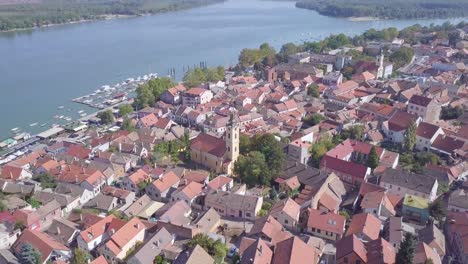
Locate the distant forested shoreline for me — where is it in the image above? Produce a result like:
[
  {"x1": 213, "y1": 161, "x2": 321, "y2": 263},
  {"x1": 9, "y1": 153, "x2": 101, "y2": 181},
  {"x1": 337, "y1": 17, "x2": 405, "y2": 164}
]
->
[
  {"x1": 0, "y1": 0, "x2": 225, "y2": 31},
  {"x1": 295, "y1": 0, "x2": 468, "y2": 19}
]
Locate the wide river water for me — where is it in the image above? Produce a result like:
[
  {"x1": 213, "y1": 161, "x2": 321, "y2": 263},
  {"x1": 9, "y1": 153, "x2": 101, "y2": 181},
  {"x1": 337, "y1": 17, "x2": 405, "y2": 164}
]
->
[{"x1": 0, "y1": 0, "x2": 465, "y2": 138}]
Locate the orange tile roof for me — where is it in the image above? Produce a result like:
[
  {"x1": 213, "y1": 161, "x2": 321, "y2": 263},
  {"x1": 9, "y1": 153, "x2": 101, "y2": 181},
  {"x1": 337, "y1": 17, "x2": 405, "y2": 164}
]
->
[
  {"x1": 346, "y1": 213, "x2": 381, "y2": 241},
  {"x1": 307, "y1": 209, "x2": 346, "y2": 235},
  {"x1": 128, "y1": 169, "x2": 151, "y2": 185},
  {"x1": 105, "y1": 218, "x2": 146, "y2": 255},
  {"x1": 152, "y1": 171, "x2": 180, "y2": 192},
  {"x1": 207, "y1": 175, "x2": 233, "y2": 190}
]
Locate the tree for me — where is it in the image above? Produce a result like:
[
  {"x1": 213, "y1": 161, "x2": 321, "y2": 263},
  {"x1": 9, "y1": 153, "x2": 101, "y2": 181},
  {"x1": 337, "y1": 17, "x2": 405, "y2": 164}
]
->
[
  {"x1": 118, "y1": 104, "x2": 133, "y2": 116},
  {"x1": 404, "y1": 121, "x2": 417, "y2": 152},
  {"x1": 367, "y1": 146, "x2": 380, "y2": 170},
  {"x1": 250, "y1": 134, "x2": 285, "y2": 177},
  {"x1": 239, "y1": 43, "x2": 276, "y2": 67},
  {"x1": 0, "y1": 200, "x2": 6, "y2": 212},
  {"x1": 307, "y1": 83, "x2": 320, "y2": 98},
  {"x1": 234, "y1": 151, "x2": 268, "y2": 187},
  {"x1": 278, "y1": 42, "x2": 302, "y2": 62},
  {"x1": 440, "y1": 106, "x2": 464, "y2": 120},
  {"x1": 33, "y1": 173, "x2": 57, "y2": 189},
  {"x1": 14, "y1": 221, "x2": 25, "y2": 231},
  {"x1": 342, "y1": 125, "x2": 364, "y2": 140},
  {"x1": 27, "y1": 197, "x2": 41, "y2": 209},
  {"x1": 71, "y1": 248, "x2": 90, "y2": 264},
  {"x1": 396, "y1": 233, "x2": 416, "y2": 264},
  {"x1": 154, "y1": 255, "x2": 169, "y2": 264},
  {"x1": 310, "y1": 135, "x2": 335, "y2": 167},
  {"x1": 134, "y1": 84, "x2": 156, "y2": 109},
  {"x1": 429, "y1": 199, "x2": 446, "y2": 222},
  {"x1": 188, "y1": 234, "x2": 228, "y2": 263},
  {"x1": 389, "y1": 47, "x2": 414, "y2": 69},
  {"x1": 97, "y1": 110, "x2": 114, "y2": 125},
  {"x1": 18, "y1": 243, "x2": 41, "y2": 264},
  {"x1": 183, "y1": 67, "x2": 224, "y2": 87},
  {"x1": 121, "y1": 117, "x2": 136, "y2": 132},
  {"x1": 303, "y1": 114, "x2": 323, "y2": 126},
  {"x1": 239, "y1": 134, "x2": 251, "y2": 155}
]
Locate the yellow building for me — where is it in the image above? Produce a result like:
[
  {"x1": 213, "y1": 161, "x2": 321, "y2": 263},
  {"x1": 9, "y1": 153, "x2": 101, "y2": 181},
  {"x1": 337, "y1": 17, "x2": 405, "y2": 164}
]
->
[{"x1": 190, "y1": 115, "x2": 239, "y2": 175}]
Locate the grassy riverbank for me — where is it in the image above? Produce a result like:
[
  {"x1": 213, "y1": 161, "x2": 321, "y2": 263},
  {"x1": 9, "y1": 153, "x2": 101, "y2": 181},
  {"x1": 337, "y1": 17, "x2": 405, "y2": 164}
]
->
[
  {"x1": 0, "y1": 0, "x2": 226, "y2": 32},
  {"x1": 295, "y1": 0, "x2": 468, "y2": 20}
]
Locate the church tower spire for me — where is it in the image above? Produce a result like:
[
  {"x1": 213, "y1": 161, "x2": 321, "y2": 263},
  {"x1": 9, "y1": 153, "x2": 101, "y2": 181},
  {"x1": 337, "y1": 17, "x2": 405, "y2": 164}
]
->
[{"x1": 225, "y1": 114, "x2": 240, "y2": 171}]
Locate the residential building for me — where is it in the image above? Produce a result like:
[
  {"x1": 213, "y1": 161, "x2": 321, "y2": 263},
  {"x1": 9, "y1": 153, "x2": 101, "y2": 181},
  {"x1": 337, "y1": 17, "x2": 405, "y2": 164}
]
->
[
  {"x1": 204, "y1": 190, "x2": 262, "y2": 221},
  {"x1": 269, "y1": 198, "x2": 300, "y2": 231},
  {"x1": 305, "y1": 209, "x2": 346, "y2": 241},
  {"x1": 182, "y1": 88, "x2": 213, "y2": 107},
  {"x1": 408, "y1": 95, "x2": 441, "y2": 122},
  {"x1": 145, "y1": 171, "x2": 180, "y2": 202},
  {"x1": 12, "y1": 229, "x2": 71, "y2": 264},
  {"x1": 346, "y1": 213, "x2": 381, "y2": 242},
  {"x1": 379, "y1": 168, "x2": 438, "y2": 202},
  {"x1": 415, "y1": 122, "x2": 445, "y2": 151},
  {"x1": 98, "y1": 218, "x2": 146, "y2": 264}
]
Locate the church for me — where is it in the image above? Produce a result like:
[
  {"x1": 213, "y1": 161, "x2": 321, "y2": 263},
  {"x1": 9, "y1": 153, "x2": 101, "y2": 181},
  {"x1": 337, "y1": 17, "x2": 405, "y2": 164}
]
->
[{"x1": 190, "y1": 115, "x2": 239, "y2": 175}]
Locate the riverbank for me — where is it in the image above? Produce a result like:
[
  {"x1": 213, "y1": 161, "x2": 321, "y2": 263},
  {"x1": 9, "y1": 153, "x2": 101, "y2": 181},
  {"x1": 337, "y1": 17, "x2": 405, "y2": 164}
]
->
[
  {"x1": 0, "y1": 14, "x2": 135, "y2": 33},
  {"x1": 347, "y1": 17, "x2": 381, "y2": 22},
  {"x1": 0, "y1": 0, "x2": 226, "y2": 32}
]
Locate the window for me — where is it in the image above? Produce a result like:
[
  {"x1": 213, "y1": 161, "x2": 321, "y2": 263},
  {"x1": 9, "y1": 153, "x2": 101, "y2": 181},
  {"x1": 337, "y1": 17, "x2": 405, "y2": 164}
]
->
[
  {"x1": 389, "y1": 185, "x2": 392, "y2": 189},
  {"x1": 284, "y1": 220, "x2": 289, "y2": 224}
]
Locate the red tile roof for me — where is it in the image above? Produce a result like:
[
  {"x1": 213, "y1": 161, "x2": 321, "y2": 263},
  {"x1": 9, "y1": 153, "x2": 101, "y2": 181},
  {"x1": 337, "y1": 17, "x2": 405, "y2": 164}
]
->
[
  {"x1": 307, "y1": 209, "x2": 346, "y2": 235},
  {"x1": 431, "y1": 135, "x2": 465, "y2": 154},
  {"x1": 207, "y1": 175, "x2": 233, "y2": 190},
  {"x1": 346, "y1": 213, "x2": 381, "y2": 241},
  {"x1": 13, "y1": 229, "x2": 69, "y2": 263},
  {"x1": 320, "y1": 155, "x2": 369, "y2": 181},
  {"x1": 0, "y1": 165, "x2": 25, "y2": 181},
  {"x1": 105, "y1": 218, "x2": 146, "y2": 256},
  {"x1": 336, "y1": 234, "x2": 367, "y2": 262},
  {"x1": 66, "y1": 144, "x2": 92, "y2": 159},
  {"x1": 388, "y1": 111, "x2": 418, "y2": 132},
  {"x1": 416, "y1": 122, "x2": 440, "y2": 139},
  {"x1": 152, "y1": 171, "x2": 180, "y2": 193},
  {"x1": 272, "y1": 236, "x2": 320, "y2": 264},
  {"x1": 409, "y1": 95, "x2": 432, "y2": 107},
  {"x1": 190, "y1": 133, "x2": 226, "y2": 158}
]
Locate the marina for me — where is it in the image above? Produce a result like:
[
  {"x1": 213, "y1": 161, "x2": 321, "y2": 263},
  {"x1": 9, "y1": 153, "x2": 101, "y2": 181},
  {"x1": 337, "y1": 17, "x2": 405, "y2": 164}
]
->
[
  {"x1": 72, "y1": 73, "x2": 157, "y2": 109},
  {"x1": 1, "y1": 73, "x2": 157, "y2": 158}
]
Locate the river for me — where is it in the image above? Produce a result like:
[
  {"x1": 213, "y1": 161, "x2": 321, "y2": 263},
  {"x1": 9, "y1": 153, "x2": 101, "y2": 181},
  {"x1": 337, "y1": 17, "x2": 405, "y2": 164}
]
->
[{"x1": 0, "y1": 0, "x2": 465, "y2": 138}]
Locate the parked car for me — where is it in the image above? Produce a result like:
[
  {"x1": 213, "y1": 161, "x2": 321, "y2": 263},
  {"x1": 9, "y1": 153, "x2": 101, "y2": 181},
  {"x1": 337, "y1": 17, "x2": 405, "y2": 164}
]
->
[{"x1": 227, "y1": 246, "x2": 237, "y2": 258}]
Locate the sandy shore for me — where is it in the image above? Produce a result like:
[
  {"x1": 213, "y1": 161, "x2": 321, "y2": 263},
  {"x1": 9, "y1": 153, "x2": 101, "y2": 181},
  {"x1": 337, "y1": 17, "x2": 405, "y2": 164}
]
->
[{"x1": 347, "y1": 16, "x2": 381, "y2": 22}]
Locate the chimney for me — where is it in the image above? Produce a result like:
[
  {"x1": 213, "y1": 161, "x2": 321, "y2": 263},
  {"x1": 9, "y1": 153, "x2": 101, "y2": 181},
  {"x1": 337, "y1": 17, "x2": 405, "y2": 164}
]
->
[
  {"x1": 258, "y1": 245, "x2": 263, "y2": 255},
  {"x1": 57, "y1": 226, "x2": 61, "y2": 235},
  {"x1": 119, "y1": 143, "x2": 122, "y2": 152}
]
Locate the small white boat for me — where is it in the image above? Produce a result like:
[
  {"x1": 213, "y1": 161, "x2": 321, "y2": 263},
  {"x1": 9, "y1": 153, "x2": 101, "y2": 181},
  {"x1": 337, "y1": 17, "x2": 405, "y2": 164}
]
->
[
  {"x1": 59, "y1": 115, "x2": 64, "y2": 119},
  {"x1": 29, "y1": 123, "x2": 38, "y2": 127},
  {"x1": 40, "y1": 123, "x2": 47, "y2": 127},
  {"x1": 80, "y1": 113, "x2": 87, "y2": 117},
  {"x1": 11, "y1": 127, "x2": 19, "y2": 132},
  {"x1": 78, "y1": 110, "x2": 84, "y2": 114},
  {"x1": 58, "y1": 106, "x2": 64, "y2": 109}
]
